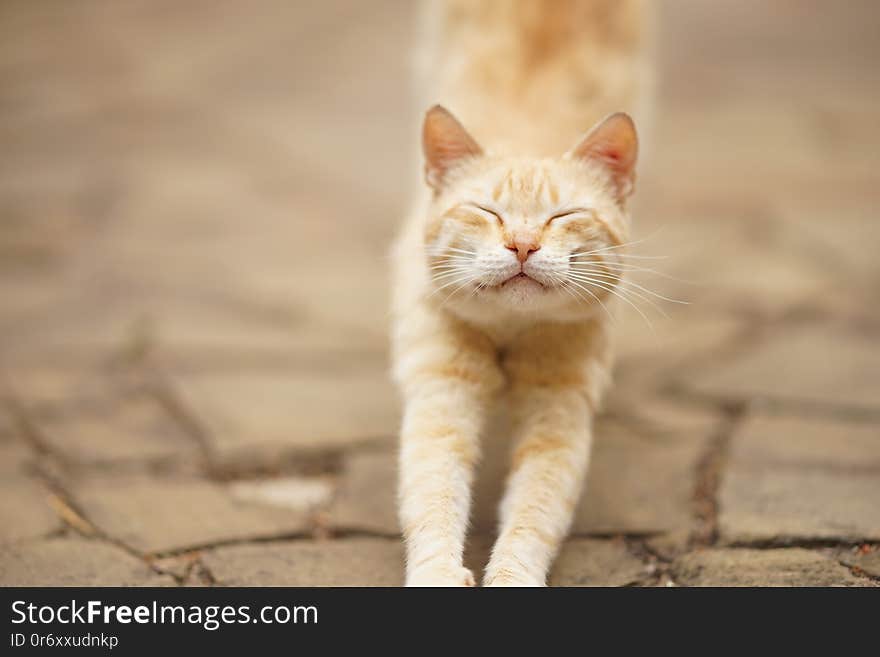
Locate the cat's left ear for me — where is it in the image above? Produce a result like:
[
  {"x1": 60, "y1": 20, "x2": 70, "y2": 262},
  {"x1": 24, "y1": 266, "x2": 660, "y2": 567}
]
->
[
  {"x1": 423, "y1": 105, "x2": 483, "y2": 191},
  {"x1": 568, "y1": 112, "x2": 638, "y2": 200}
]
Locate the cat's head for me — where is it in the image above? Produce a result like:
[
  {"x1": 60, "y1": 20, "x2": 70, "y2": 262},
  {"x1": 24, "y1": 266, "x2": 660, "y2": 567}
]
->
[{"x1": 421, "y1": 105, "x2": 638, "y2": 321}]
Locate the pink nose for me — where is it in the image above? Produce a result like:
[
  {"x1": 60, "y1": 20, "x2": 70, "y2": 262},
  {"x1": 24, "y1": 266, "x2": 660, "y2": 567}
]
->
[{"x1": 506, "y1": 238, "x2": 541, "y2": 263}]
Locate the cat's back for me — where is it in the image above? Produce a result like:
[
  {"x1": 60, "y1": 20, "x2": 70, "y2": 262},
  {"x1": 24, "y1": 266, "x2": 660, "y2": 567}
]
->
[{"x1": 417, "y1": 0, "x2": 650, "y2": 156}]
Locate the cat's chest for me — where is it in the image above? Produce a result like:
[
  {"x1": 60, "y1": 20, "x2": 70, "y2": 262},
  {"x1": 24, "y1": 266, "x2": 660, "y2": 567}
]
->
[{"x1": 479, "y1": 318, "x2": 533, "y2": 348}]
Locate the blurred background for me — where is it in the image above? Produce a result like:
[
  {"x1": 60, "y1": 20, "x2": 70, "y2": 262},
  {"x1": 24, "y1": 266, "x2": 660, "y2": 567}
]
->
[{"x1": 1, "y1": 1, "x2": 878, "y2": 586}]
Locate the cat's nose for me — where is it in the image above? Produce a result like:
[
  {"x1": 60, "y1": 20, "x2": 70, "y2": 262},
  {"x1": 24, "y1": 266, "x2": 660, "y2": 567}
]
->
[{"x1": 506, "y1": 238, "x2": 541, "y2": 263}]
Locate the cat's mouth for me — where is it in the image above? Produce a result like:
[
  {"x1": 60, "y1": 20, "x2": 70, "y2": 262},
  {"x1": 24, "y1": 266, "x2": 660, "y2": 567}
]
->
[{"x1": 499, "y1": 272, "x2": 544, "y2": 287}]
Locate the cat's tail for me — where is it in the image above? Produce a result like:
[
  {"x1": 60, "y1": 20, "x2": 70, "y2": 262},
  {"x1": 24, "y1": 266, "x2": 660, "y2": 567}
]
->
[
  {"x1": 417, "y1": 0, "x2": 648, "y2": 78},
  {"x1": 414, "y1": 0, "x2": 653, "y2": 155}
]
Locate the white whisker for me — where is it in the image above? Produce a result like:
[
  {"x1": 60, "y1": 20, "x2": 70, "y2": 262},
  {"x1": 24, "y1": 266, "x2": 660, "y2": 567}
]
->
[
  {"x1": 568, "y1": 273, "x2": 668, "y2": 320},
  {"x1": 570, "y1": 259, "x2": 698, "y2": 285},
  {"x1": 429, "y1": 256, "x2": 473, "y2": 266},
  {"x1": 567, "y1": 230, "x2": 664, "y2": 258},
  {"x1": 431, "y1": 270, "x2": 470, "y2": 283},
  {"x1": 570, "y1": 268, "x2": 689, "y2": 304},
  {"x1": 565, "y1": 274, "x2": 656, "y2": 328},
  {"x1": 555, "y1": 276, "x2": 617, "y2": 326},
  {"x1": 426, "y1": 271, "x2": 480, "y2": 299},
  {"x1": 439, "y1": 274, "x2": 482, "y2": 307},
  {"x1": 609, "y1": 253, "x2": 668, "y2": 260},
  {"x1": 554, "y1": 278, "x2": 583, "y2": 307},
  {"x1": 429, "y1": 263, "x2": 471, "y2": 273}
]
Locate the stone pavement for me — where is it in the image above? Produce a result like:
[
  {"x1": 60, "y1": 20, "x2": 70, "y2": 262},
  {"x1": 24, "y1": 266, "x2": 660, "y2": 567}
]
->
[{"x1": 1, "y1": 0, "x2": 878, "y2": 586}]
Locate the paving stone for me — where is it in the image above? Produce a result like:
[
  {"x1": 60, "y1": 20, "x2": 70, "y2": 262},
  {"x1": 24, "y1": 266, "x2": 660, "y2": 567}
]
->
[
  {"x1": 0, "y1": 476, "x2": 60, "y2": 544},
  {"x1": 2, "y1": 368, "x2": 116, "y2": 417},
  {"x1": 719, "y1": 415, "x2": 880, "y2": 543},
  {"x1": 671, "y1": 548, "x2": 870, "y2": 587},
  {"x1": 838, "y1": 549, "x2": 880, "y2": 579},
  {"x1": 172, "y1": 368, "x2": 399, "y2": 465},
  {"x1": 574, "y1": 399, "x2": 719, "y2": 538},
  {"x1": 549, "y1": 539, "x2": 649, "y2": 586},
  {"x1": 5, "y1": 368, "x2": 200, "y2": 467},
  {"x1": 571, "y1": 415, "x2": 712, "y2": 536},
  {"x1": 202, "y1": 538, "x2": 404, "y2": 586},
  {"x1": 614, "y1": 309, "x2": 744, "y2": 388},
  {"x1": 127, "y1": 297, "x2": 374, "y2": 364},
  {"x1": 229, "y1": 251, "x2": 391, "y2": 356},
  {"x1": 39, "y1": 286, "x2": 390, "y2": 373},
  {"x1": 644, "y1": 530, "x2": 692, "y2": 561},
  {"x1": 603, "y1": 393, "x2": 722, "y2": 436},
  {"x1": 630, "y1": 183, "x2": 834, "y2": 314},
  {"x1": 148, "y1": 553, "x2": 202, "y2": 581},
  {"x1": 71, "y1": 475, "x2": 313, "y2": 554},
  {"x1": 774, "y1": 196, "x2": 880, "y2": 291},
  {"x1": 0, "y1": 440, "x2": 34, "y2": 476},
  {"x1": 0, "y1": 406, "x2": 15, "y2": 440},
  {"x1": 327, "y1": 450, "x2": 398, "y2": 535},
  {"x1": 686, "y1": 323, "x2": 880, "y2": 411},
  {"x1": 469, "y1": 408, "x2": 513, "y2": 534},
  {"x1": 34, "y1": 392, "x2": 199, "y2": 467},
  {"x1": 0, "y1": 537, "x2": 173, "y2": 586}
]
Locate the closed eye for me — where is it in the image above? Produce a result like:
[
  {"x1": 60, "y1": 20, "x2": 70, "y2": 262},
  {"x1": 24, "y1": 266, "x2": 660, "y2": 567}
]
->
[
  {"x1": 471, "y1": 204, "x2": 505, "y2": 225},
  {"x1": 548, "y1": 208, "x2": 594, "y2": 223}
]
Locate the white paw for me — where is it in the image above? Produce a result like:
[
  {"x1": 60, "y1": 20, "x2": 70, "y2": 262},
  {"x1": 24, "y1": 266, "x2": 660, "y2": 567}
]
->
[
  {"x1": 483, "y1": 568, "x2": 546, "y2": 587},
  {"x1": 406, "y1": 565, "x2": 476, "y2": 587}
]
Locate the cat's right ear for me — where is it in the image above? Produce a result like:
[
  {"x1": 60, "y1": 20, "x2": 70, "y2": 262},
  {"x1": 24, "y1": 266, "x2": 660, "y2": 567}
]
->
[
  {"x1": 422, "y1": 105, "x2": 483, "y2": 191},
  {"x1": 568, "y1": 112, "x2": 639, "y2": 201}
]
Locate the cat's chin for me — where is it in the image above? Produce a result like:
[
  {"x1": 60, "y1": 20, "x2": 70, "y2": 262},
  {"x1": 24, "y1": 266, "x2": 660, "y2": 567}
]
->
[
  {"x1": 484, "y1": 274, "x2": 546, "y2": 306},
  {"x1": 477, "y1": 277, "x2": 579, "y2": 317}
]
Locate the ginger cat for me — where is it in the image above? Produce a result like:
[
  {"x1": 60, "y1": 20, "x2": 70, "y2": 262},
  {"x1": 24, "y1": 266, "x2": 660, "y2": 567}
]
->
[{"x1": 392, "y1": 0, "x2": 649, "y2": 586}]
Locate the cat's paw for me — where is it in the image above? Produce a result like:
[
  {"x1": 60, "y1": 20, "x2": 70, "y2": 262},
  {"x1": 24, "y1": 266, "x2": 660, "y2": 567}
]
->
[
  {"x1": 483, "y1": 568, "x2": 546, "y2": 587},
  {"x1": 406, "y1": 564, "x2": 476, "y2": 587}
]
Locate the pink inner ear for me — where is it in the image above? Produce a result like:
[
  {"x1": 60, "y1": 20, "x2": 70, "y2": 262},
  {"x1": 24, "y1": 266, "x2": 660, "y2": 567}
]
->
[
  {"x1": 603, "y1": 149, "x2": 621, "y2": 162},
  {"x1": 422, "y1": 105, "x2": 482, "y2": 190},
  {"x1": 592, "y1": 145, "x2": 630, "y2": 173},
  {"x1": 569, "y1": 113, "x2": 638, "y2": 199}
]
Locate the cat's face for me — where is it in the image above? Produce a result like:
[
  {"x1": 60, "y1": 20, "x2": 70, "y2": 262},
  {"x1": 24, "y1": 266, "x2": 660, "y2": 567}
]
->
[{"x1": 421, "y1": 106, "x2": 638, "y2": 320}]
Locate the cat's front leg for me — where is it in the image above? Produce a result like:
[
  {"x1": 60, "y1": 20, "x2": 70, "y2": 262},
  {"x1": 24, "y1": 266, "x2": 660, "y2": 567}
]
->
[
  {"x1": 483, "y1": 321, "x2": 607, "y2": 587},
  {"x1": 395, "y1": 315, "x2": 502, "y2": 587},
  {"x1": 398, "y1": 379, "x2": 497, "y2": 586},
  {"x1": 483, "y1": 384, "x2": 594, "y2": 587}
]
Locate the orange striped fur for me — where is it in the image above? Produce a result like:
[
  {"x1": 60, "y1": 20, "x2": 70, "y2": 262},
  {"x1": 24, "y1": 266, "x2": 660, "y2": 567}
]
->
[{"x1": 392, "y1": 0, "x2": 648, "y2": 586}]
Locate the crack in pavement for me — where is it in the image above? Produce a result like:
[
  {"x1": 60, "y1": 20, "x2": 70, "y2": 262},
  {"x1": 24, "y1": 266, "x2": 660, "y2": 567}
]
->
[
  {"x1": 145, "y1": 368, "x2": 218, "y2": 475},
  {"x1": 144, "y1": 530, "x2": 317, "y2": 560},
  {"x1": 689, "y1": 400, "x2": 748, "y2": 548},
  {"x1": 839, "y1": 561, "x2": 880, "y2": 585},
  {"x1": 32, "y1": 464, "x2": 186, "y2": 583},
  {"x1": 3, "y1": 392, "x2": 191, "y2": 585}
]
